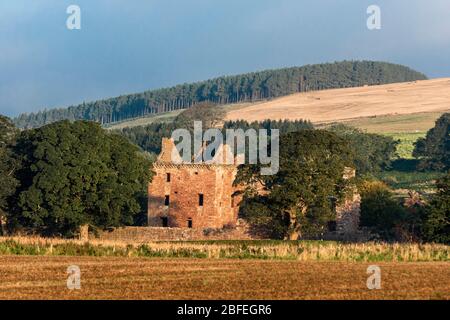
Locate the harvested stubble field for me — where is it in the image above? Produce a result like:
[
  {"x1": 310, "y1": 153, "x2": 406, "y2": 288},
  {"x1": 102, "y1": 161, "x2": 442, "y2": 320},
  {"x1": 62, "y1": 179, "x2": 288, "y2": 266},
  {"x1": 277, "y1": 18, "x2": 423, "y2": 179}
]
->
[
  {"x1": 0, "y1": 237, "x2": 449, "y2": 299},
  {"x1": 225, "y1": 78, "x2": 450, "y2": 124},
  {"x1": 0, "y1": 256, "x2": 449, "y2": 300}
]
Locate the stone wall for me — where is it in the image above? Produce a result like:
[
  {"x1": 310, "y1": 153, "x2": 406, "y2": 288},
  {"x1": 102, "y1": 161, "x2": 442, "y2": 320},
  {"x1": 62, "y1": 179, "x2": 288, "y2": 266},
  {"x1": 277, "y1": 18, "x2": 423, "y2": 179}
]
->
[
  {"x1": 95, "y1": 220, "x2": 262, "y2": 242},
  {"x1": 336, "y1": 192, "x2": 361, "y2": 235}
]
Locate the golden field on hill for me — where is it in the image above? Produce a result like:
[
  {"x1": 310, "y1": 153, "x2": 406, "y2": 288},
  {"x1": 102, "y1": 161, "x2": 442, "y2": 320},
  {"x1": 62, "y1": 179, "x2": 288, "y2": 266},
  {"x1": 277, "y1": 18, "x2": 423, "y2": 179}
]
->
[
  {"x1": 226, "y1": 78, "x2": 450, "y2": 126},
  {"x1": 0, "y1": 256, "x2": 448, "y2": 300}
]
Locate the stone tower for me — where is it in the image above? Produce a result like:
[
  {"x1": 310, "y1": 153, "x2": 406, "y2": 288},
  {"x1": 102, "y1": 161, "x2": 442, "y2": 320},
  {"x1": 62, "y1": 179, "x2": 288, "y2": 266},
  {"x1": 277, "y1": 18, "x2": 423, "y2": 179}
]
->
[{"x1": 148, "y1": 138, "x2": 240, "y2": 229}]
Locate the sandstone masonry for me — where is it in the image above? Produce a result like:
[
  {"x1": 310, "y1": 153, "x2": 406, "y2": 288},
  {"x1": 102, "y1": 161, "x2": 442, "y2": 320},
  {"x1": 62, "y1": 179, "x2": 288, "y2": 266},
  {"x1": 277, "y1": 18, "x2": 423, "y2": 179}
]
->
[{"x1": 148, "y1": 138, "x2": 240, "y2": 229}]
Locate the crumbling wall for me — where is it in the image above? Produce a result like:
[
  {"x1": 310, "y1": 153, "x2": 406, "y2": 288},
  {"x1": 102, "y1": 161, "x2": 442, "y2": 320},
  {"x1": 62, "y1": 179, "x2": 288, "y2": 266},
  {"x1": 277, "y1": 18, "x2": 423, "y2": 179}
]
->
[
  {"x1": 336, "y1": 193, "x2": 361, "y2": 234},
  {"x1": 95, "y1": 221, "x2": 262, "y2": 242}
]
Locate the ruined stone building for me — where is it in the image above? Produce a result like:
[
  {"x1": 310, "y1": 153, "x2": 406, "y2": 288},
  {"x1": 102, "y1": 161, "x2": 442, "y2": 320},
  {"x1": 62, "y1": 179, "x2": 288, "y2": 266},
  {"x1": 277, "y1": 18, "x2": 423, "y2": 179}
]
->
[
  {"x1": 335, "y1": 167, "x2": 361, "y2": 234},
  {"x1": 148, "y1": 138, "x2": 240, "y2": 229},
  {"x1": 148, "y1": 138, "x2": 361, "y2": 235}
]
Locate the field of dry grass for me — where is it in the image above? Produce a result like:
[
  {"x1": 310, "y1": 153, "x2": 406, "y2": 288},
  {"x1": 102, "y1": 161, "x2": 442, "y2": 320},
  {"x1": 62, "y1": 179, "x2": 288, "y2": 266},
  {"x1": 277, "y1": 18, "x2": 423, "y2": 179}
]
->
[
  {"x1": 226, "y1": 78, "x2": 450, "y2": 125},
  {"x1": 1, "y1": 238, "x2": 448, "y2": 299},
  {"x1": 1, "y1": 237, "x2": 448, "y2": 262},
  {"x1": 0, "y1": 256, "x2": 448, "y2": 300}
]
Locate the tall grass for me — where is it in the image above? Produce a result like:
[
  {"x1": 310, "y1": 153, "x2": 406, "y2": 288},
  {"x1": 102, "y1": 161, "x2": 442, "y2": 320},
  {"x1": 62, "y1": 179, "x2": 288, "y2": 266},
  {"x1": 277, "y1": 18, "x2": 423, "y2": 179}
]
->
[{"x1": 0, "y1": 237, "x2": 448, "y2": 262}]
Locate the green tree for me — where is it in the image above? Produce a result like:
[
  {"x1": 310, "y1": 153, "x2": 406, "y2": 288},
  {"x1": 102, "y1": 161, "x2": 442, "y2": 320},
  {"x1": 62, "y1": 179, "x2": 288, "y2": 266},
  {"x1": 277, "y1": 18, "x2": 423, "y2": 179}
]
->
[
  {"x1": 328, "y1": 124, "x2": 398, "y2": 174},
  {"x1": 0, "y1": 115, "x2": 20, "y2": 235},
  {"x1": 422, "y1": 172, "x2": 450, "y2": 244},
  {"x1": 7, "y1": 121, "x2": 151, "y2": 237},
  {"x1": 413, "y1": 113, "x2": 450, "y2": 171},
  {"x1": 359, "y1": 180, "x2": 405, "y2": 239},
  {"x1": 237, "y1": 130, "x2": 354, "y2": 239}
]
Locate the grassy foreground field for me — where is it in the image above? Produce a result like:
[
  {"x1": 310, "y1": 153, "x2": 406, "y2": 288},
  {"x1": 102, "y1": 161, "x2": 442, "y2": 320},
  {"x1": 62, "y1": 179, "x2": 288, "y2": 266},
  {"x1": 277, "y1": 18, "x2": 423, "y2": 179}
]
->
[
  {"x1": 0, "y1": 256, "x2": 448, "y2": 300},
  {"x1": 1, "y1": 237, "x2": 448, "y2": 262}
]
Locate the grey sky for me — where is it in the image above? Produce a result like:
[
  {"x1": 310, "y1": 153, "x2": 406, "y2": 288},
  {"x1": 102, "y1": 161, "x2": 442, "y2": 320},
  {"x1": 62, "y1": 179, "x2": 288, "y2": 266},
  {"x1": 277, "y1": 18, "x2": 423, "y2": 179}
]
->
[{"x1": 1, "y1": 0, "x2": 449, "y2": 117}]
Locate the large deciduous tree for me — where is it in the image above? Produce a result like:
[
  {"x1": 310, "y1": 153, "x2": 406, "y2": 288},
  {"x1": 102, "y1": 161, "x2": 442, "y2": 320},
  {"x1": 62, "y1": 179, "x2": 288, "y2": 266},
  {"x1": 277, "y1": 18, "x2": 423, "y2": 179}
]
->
[
  {"x1": 7, "y1": 121, "x2": 151, "y2": 237},
  {"x1": 327, "y1": 124, "x2": 398, "y2": 174},
  {"x1": 359, "y1": 180, "x2": 405, "y2": 239},
  {"x1": 422, "y1": 172, "x2": 450, "y2": 244},
  {"x1": 0, "y1": 115, "x2": 20, "y2": 234},
  {"x1": 237, "y1": 130, "x2": 354, "y2": 240},
  {"x1": 413, "y1": 113, "x2": 450, "y2": 171}
]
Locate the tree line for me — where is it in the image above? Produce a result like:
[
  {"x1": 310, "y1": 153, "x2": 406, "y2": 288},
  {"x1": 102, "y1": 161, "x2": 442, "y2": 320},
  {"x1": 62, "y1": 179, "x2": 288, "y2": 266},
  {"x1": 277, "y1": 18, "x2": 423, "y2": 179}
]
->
[
  {"x1": 14, "y1": 61, "x2": 426, "y2": 129},
  {"x1": 116, "y1": 118, "x2": 314, "y2": 157}
]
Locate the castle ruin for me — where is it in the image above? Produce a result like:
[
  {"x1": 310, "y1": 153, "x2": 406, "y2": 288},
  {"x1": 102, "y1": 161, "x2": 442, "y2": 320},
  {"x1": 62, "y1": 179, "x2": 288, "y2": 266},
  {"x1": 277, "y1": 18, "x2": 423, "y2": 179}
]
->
[
  {"x1": 148, "y1": 138, "x2": 240, "y2": 229},
  {"x1": 147, "y1": 138, "x2": 361, "y2": 236}
]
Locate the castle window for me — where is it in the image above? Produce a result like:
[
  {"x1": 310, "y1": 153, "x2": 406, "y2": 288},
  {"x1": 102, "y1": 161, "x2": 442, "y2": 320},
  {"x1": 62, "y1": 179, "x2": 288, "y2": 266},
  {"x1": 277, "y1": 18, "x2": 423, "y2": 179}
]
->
[
  {"x1": 161, "y1": 217, "x2": 168, "y2": 228},
  {"x1": 329, "y1": 196, "x2": 337, "y2": 213},
  {"x1": 327, "y1": 221, "x2": 337, "y2": 232},
  {"x1": 187, "y1": 218, "x2": 193, "y2": 228},
  {"x1": 166, "y1": 173, "x2": 171, "y2": 182},
  {"x1": 164, "y1": 195, "x2": 170, "y2": 206},
  {"x1": 198, "y1": 194, "x2": 204, "y2": 206}
]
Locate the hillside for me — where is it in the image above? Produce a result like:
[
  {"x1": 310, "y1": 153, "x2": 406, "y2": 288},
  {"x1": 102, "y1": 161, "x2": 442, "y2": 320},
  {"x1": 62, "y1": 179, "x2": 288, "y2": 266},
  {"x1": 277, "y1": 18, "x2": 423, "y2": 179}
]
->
[
  {"x1": 13, "y1": 61, "x2": 426, "y2": 129},
  {"x1": 226, "y1": 78, "x2": 450, "y2": 126}
]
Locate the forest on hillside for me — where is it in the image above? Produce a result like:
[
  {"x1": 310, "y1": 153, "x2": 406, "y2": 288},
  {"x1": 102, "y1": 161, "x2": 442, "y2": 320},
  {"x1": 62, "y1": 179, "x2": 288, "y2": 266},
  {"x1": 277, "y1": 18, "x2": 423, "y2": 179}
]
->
[{"x1": 14, "y1": 61, "x2": 427, "y2": 129}]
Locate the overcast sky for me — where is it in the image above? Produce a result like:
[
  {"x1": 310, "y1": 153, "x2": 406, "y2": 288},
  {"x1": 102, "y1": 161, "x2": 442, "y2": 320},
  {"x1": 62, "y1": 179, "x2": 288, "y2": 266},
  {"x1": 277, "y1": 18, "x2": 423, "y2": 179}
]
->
[{"x1": 1, "y1": 0, "x2": 449, "y2": 117}]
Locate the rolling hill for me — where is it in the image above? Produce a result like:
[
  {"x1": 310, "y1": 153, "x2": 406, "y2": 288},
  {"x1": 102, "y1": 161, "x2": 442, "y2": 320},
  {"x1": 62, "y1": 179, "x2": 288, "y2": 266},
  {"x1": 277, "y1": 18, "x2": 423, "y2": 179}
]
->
[
  {"x1": 108, "y1": 78, "x2": 450, "y2": 134},
  {"x1": 13, "y1": 61, "x2": 426, "y2": 129}
]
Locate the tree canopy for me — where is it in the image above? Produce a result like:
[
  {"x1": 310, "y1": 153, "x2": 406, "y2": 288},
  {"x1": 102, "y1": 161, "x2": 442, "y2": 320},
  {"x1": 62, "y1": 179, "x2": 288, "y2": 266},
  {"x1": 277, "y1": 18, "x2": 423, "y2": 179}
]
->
[
  {"x1": 413, "y1": 113, "x2": 450, "y2": 171},
  {"x1": 327, "y1": 124, "x2": 398, "y2": 174},
  {"x1": 422, "y1": 172, "x2": 450, "y2": 244},
  {"x1": 237, "y1": 130, "x2": 354, "y2": 240},
  {"x1": 0, "y1": 116, "x2": 20, "y2": 233},
  {"x1": 116, "y1": 118, "x2": 313, "y2": 157},
  {"x1": 14, "y1": 61, "x2": 426, "y2": 129},
  {"x1": 7, "y1": 121, "x2": 151, "y2": 236},
  {"x1": 359, "y1": 180, "x2": 405, "y2": 239}
]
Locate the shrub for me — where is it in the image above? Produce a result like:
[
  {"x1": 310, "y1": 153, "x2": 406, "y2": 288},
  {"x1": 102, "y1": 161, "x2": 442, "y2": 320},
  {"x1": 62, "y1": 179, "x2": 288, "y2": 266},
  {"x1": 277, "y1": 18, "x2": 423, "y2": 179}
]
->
[{"x1": 359, "y1": 180, "x2": 406, "y2": 240}]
